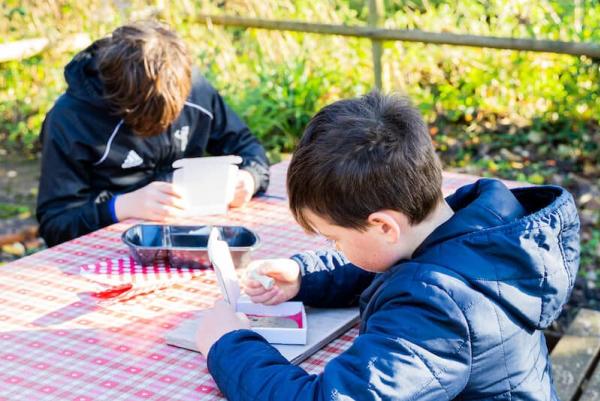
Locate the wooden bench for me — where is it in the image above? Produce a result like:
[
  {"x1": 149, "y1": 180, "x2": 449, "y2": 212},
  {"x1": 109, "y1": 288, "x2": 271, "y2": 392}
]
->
[{"x1": 550, "y1": 308, "x2": 600, "y2": 401}]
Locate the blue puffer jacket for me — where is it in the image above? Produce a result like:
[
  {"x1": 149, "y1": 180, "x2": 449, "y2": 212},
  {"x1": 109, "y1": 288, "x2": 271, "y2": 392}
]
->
[{"x1": 207, "y1": 179, "x2": 580, "y2": 401}]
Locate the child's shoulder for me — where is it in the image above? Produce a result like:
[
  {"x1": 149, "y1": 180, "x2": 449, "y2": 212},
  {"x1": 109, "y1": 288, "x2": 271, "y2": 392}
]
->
[{"x1": 369, "y1": 261, "x2": 477, "y2": 321}]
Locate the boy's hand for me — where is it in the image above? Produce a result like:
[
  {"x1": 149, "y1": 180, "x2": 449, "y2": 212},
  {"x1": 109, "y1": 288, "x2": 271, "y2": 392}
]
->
[
  {"x1": 115, "y1": 181, "x2": 186, "y2": 221},
  {"x1": 243, "y1": 259, "x2": 301, "y2": 305},
  {"x1": 229, "y1": 169, "x2": 255, "y2": 208},
  {"x1": 196, "y1": 300, "x2": 250, "y2": 356}
]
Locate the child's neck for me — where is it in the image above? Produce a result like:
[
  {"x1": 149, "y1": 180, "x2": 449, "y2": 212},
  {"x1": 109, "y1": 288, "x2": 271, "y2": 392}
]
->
[{"x1": 406, "y1": 200, "x2": 454, "y2": 258}]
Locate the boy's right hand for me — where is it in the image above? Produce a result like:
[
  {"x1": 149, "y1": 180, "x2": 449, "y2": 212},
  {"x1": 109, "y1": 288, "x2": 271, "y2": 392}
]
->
[
  {"x1": 115, "y1": 181, "x2": 187, "y2": 221},
  {"x1": 243, "y1": 258, "x2": 301, "y2": 305}
]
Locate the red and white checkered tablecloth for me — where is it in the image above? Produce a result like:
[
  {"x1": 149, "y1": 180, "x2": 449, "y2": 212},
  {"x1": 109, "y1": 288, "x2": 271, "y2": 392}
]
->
[{"x1": 0, "y1": 162, "x2": 514, "y2": 401}]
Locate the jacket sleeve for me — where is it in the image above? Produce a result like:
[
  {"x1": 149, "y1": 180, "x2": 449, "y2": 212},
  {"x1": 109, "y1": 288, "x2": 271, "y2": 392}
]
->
[
  {"x1": 207, "y1": 280, "x2": 471, "y2": 401},
  {"x1": 290, "y1": 250, "x2": 376, "y2": 307},
  {"x1": 203, "y1": 80, "x2": 270, "y2": 194},
  {"x1": 36, "y1": 113, "x2": 115, "y2": 247}
]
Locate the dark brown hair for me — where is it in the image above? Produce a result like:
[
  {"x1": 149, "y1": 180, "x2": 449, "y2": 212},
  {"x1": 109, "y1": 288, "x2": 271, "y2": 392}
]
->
[
  {"x1": 287, "y1": 91, "x2": 443, "y2": 233},
  {"x1": 97, "y1": 21, "x2": 192, "y2": 137}
]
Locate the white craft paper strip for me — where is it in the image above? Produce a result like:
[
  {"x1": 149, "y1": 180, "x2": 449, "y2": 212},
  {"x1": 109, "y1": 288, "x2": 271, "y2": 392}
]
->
[{"x1": 207, "y1": 228, "x2": 240, "y2": 305}]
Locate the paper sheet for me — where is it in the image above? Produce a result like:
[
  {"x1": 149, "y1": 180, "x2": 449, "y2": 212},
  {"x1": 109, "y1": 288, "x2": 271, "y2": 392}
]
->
[{"x1": 165, "y1": 306, "x2": 359, "y2": 364}]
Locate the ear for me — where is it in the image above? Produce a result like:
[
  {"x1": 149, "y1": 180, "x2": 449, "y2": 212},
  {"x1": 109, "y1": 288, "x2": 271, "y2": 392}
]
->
[{"x1": 367, "y1": 210, "x2": 407, "y2": 243}]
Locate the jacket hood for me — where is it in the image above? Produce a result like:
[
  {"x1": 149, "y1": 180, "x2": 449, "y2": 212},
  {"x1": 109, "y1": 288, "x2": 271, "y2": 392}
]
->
[
  {"x1": 414, "y1": 179, "x2": 580, "y2": 330},
  {"x1": 64, "y1": 39, "x2": 110, "y2": 109}
]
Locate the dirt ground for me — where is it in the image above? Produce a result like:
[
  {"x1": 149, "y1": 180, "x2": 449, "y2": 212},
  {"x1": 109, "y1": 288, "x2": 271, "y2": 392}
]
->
[{"x1": 0, "y1": 157, "x2": 39, "y2": 203}]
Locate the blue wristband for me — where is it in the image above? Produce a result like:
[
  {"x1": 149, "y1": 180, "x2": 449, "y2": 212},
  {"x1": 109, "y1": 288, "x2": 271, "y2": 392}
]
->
[{"x1": 108, "y1": 196, "x2": 119, "y2": 223}]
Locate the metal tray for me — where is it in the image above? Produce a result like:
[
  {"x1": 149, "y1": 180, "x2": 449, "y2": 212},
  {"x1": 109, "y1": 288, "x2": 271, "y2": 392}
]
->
[{"x1": 122, "y1": 224, "x2": 261, "y2": 269}]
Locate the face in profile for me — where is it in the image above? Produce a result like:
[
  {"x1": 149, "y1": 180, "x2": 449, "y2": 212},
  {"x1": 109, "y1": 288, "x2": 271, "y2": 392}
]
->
[{"x1": 302, "y1": 209, "x2": 413, "y2": 272}]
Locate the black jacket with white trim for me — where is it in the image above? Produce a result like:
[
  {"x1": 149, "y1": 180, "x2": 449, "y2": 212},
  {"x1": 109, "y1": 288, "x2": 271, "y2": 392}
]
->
[{"x1": 36, "y1": 40, "x2": 270, "y2": 246}]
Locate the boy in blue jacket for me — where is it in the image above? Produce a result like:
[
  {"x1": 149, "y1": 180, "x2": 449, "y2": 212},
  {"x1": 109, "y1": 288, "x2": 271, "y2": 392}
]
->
[{"x1": 196, "y1": 92, "x2": 580, "y2": 400}]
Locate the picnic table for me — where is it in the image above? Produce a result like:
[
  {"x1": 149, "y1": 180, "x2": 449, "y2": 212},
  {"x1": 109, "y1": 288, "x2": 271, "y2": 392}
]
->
[{"x1": 0, "y1": 162, "x2": 517, "y2": 401}]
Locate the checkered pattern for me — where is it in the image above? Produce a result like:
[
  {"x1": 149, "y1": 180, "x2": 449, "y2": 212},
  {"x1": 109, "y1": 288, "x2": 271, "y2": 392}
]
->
[
  {"x1": 80, "y1": 258, "x2": 205, "y2": 303},
  {"x1": 0, "y1": 162, "x2": 509, "y2": 400}
]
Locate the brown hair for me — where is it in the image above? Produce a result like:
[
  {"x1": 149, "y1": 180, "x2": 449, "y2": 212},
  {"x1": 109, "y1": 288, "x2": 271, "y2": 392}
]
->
[
  {"x1": 97, "y1": 21, "x2": 192, "y2": 137},
  {"x1": 287, "y1": 91, "x2": 443, "y2": 233}
]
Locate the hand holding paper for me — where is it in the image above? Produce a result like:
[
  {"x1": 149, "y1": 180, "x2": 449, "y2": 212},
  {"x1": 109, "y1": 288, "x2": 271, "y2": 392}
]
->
[
  {"x1": 248, "y1": 267, "x2": 275, "y2": 290},
  {"x1": 172, "y1": 156, "x2": 242, "y2": 216},
  {"x1": 229, "y1": 169, "x2": 256, "y2": 208},
  {"x1": 195, "y1": 299, "x2": 250, "y2": 356},
  {"x1": 167, "y1": 229, "x2": 356, "y2": 358},
  {"x1": 243, "y1": 259, "x2": 302, "y2": 305},
  {"x1": 115, "y1": 181, "x2": 186, "y2": 221}
]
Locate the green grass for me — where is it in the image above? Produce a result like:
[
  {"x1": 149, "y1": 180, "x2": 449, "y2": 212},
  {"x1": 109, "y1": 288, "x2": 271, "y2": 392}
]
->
[{"x1": 0, "y1": 203, "x2": 30, "y2": 219}]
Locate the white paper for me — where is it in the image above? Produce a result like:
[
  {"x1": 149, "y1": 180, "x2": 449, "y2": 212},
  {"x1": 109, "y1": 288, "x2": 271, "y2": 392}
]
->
[
  {"x1": 207, "y1": 228, "x2": 240, "y2": 305},
  {"x1": 165, "y1": 306, "x2": 359, "y2": 364},
  {"x1": 172, "y1": 156, "x2": 242, "y2": 216},
  {"x1": 181, "y1": 227, "x2": 310, "y2": 345}
]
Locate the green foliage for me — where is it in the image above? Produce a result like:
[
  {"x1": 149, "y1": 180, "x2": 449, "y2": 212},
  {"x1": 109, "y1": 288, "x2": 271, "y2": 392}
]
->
[
  {"x1": 0, "y1": 0, "x2": 598, "y2": 273},
  {"x1": 213, "y1": 60, "x2": 325, "y2": 158},
  {"x1": 0, "y1": 203, "x2": 29, "y2": 219},
  {"x1": 209, "y1": 56, "x2": 365, "y2": 161},
  {"x1": 2, "y1": 0, "x2": 599, "y2": 160}
]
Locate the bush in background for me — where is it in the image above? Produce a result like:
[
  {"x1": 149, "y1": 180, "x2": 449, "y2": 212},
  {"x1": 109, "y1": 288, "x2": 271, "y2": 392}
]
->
[{"x1": 1, "y1": 0, "x2": 598, "y2": 277}]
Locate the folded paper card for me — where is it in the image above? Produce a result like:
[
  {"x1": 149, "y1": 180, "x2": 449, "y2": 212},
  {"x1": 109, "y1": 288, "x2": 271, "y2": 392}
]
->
[
  {"x1": 165, "y1": 228, "x2": 360, "y2": 360},
  {"x1": 172, "y1": 156, "x2": 242, "y2": 216},
  {"x1": 207, "y1": 227, "x2": 308, "y2": 344}
]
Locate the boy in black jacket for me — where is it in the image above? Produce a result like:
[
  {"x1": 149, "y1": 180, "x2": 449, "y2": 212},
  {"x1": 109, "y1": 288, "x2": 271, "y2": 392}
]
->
[{"x1": 36, "y1": 21, "x2": 270, "y2": 246}]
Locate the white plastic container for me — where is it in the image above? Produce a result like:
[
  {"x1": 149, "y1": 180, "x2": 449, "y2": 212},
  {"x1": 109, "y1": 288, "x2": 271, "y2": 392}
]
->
[
  {"x1": 208, "y1": 228, "x2": 308, "y2": 345},
  {"x1": 172, "y1": 156, "x2": 242, "y2": 216}
]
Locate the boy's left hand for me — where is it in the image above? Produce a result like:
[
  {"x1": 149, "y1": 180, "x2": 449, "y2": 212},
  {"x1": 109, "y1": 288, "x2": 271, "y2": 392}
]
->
[
  {"x1": 229, "y1": 169, "x2": 255, "y2": 208},
  {"x1": 196, "y1": 300, "x2": 250, "y2": 356}
]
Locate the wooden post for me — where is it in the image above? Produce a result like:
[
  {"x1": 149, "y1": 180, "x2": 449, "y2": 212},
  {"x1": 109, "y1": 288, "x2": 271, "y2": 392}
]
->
[
  {"x1": 574, "y1": 0, "x2": 585, "y2": 40},
  {"x1": 368, "y1": 0, "x2": 384, "y2": 90}
]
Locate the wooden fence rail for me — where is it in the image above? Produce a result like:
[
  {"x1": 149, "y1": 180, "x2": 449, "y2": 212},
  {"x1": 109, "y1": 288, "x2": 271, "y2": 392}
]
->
[
  {"x1": 2, "y1": 2, "x2": 599, "y2": 89},
  {"x1": 194, "y1": 4, "x2": 600, "y2": 88},
  {"x1": 194, "y1": 14, "x2": 600, "y2": 57}
]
